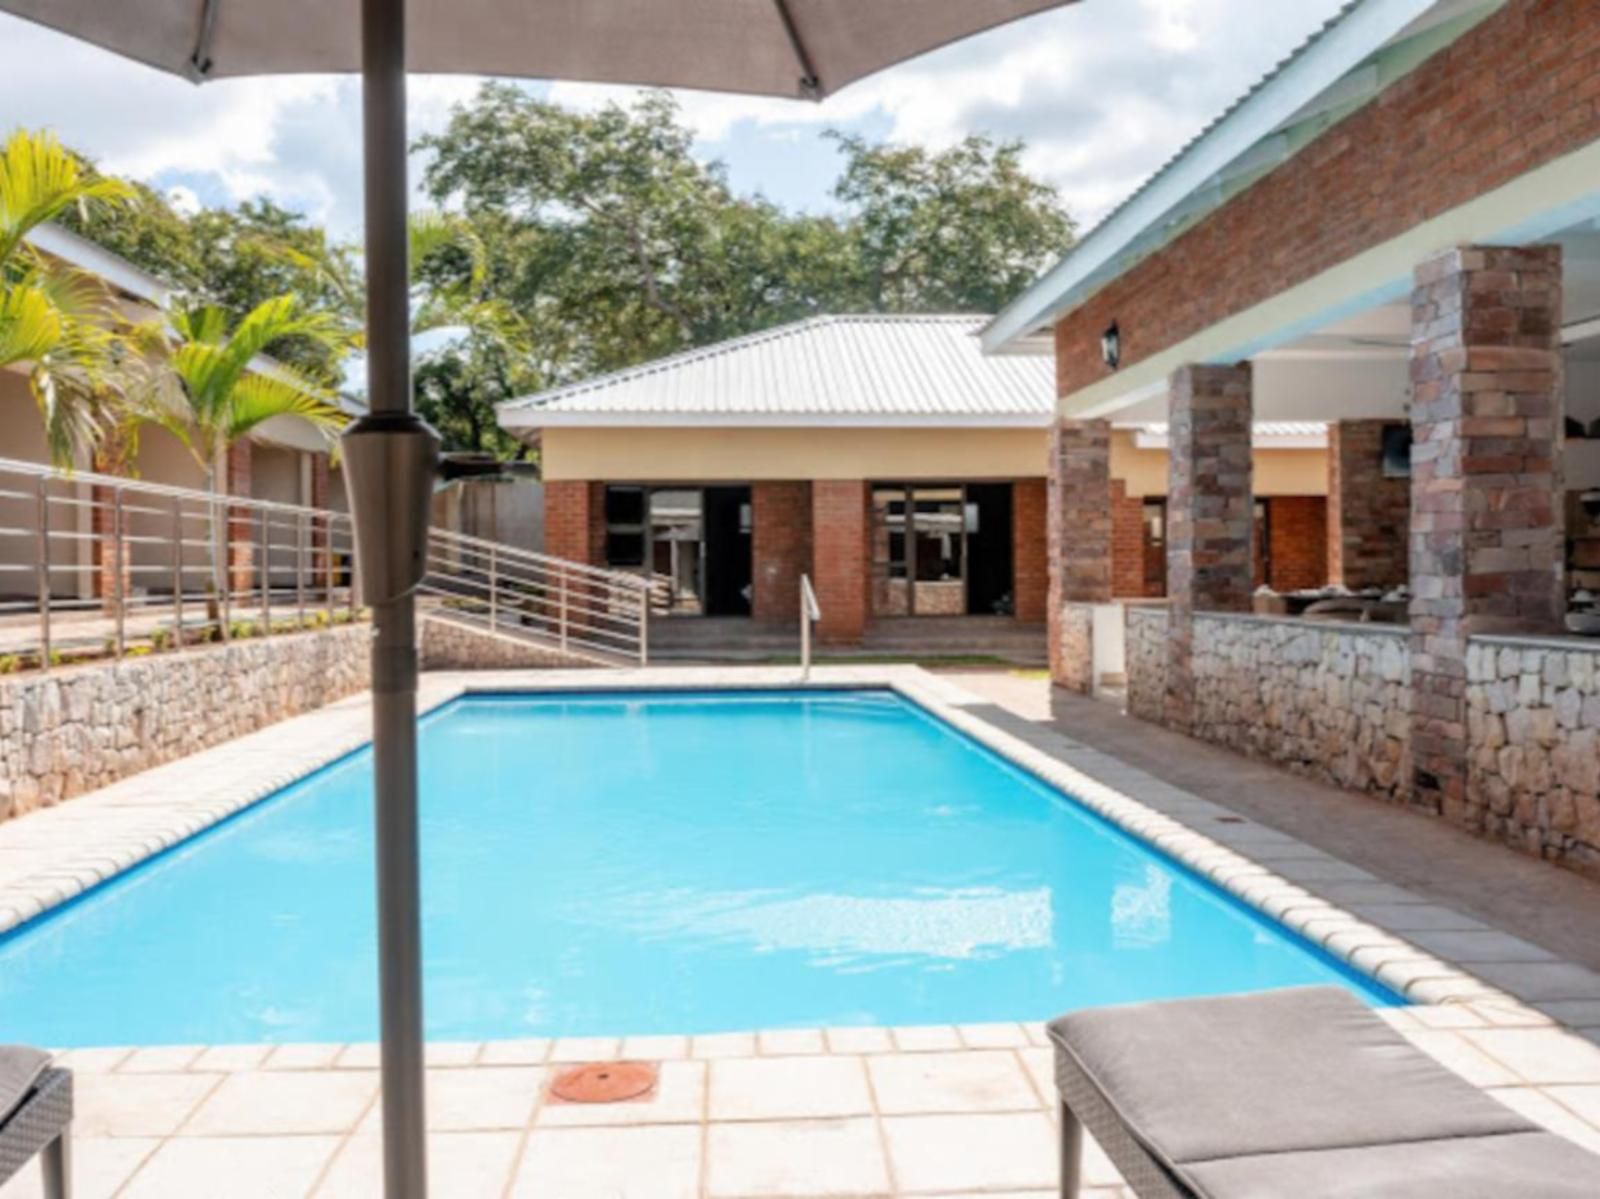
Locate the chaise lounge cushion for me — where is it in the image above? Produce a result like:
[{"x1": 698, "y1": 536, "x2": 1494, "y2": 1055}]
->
[
  {"x1": 1049, "y1": 986, "x2": 1600, "y2": 1198},
  {"x1": 0, "y1": 1047, "x2": 50, "y2": 1127}
]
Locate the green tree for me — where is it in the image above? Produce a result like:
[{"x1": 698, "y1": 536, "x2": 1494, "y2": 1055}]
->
[
  {"x1": 130, "y1": 295, "x2": 352, "y2": 603},
  {"x1": 0, "y1": 129, "x2": 135, "y2": 465}
]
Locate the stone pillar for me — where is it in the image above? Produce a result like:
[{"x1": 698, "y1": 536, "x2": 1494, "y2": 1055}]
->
[
  {"x1": 1328, "y1": 419, "x2": 1410, "y2": 590},
  {"x1": 811, "y1": 480, "x2": 870, "y2": 645},
  {"x1": 1011, "y1": 479, "x2": 1048, "y2": 623},
  {"x1": 225, "y1": 438, "x2": 255, "y2": 600},
  {"x1": 309, "y1": 451, "x2": 333, "y2": 596},
  {"x1": 752, "y1": 482, "x2": 812, "y2": 625},
  {"x1": 1409, "y1": 245, "x2": 1564, "y2": 822},
  {"x1": 1164, "y1": 363, "x2": 1254, "y2": 732},
  {"x1": 90, "y1": 431, "x2": 133, "y2": 612},
  {"x1": 1047, "y1": 419, "x2": 1112, "y2": 692}
]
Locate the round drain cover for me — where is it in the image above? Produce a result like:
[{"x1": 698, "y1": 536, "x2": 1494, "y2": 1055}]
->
[{"x1": 550, "y1": 1061, "x2": 657, "y2": 1104}]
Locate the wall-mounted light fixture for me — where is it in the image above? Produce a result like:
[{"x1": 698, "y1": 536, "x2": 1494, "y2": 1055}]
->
[{"x1": 1101, "y1": 321, "x2": 1121, "y2": 371}]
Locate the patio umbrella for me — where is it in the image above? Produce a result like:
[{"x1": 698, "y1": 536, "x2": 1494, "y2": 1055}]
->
[{"x1": 0, "y1": 1, "x2": 1078, "y2": 1194}]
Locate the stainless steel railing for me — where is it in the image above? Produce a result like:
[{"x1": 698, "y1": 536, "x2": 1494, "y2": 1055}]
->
[
  {"x1": 419, "y1": 526, "x2": 651, "y2": 665},
  {"x1": 0, "y1": 454, "x2": 653, "y2": 672},
  {"x1": 800, "y1": 573, "x2": 821, "y2": 681}
]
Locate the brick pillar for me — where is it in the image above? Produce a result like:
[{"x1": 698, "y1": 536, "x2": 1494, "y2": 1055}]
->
[
  {"x1": 752, "y1": 482, "x2": 812, "y2": 625},
  {"x1": 812, "y1": 480, "x2": 870, "y2": 645},
  {"x1": 1409, "y1": 245, "x2": 1564, "y2": 822},
  {"x1": 544, "y1": 480, "x2": 604, "y2": 566},
  {"x1": 309, "y1": 451, "x2": 332, "y2": 597},
  {"x1": 1328, "y1": 420, "x2": 1410, "y2": 590},
  {"x1": 225, "y1": 439, "x2": 254, "y2": 599},
  {"x1": 1164, "y1": 363, "x2": 1254, "y2": 732},
  {"x1": 1011, "y1": 479, "x2": 1047, "y2": 623},
  {"x1": 1047, "y1": 419, "x2": 1111, "y2": 692},
  {"x1": 1110, "y1": 480, "x2": 1146, "y2": 599}
]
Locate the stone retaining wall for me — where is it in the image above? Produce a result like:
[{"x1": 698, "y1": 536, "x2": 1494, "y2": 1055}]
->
[
  {"x1": 1467, "y1": 636, "x2": 1600, "y2": 873},
  {"x1": 1190, "y1": 614, "x2": 1409, "y2": 801},
  {"x1": 1126, "y1": 607, "x2": 1168, "y2": 723},
  {"x1": 0, "y1": 624, "x2": 369, "y2": 823},
  {"x1": 1052, "y1": 603, "x2": 1096, "y2": 693},
  {"x1": 419, "y1": 615, "x2": 603, "y2": 671},
  {"x1": 1121, "y1": 610, "x2": 1600, "y2": 875}
]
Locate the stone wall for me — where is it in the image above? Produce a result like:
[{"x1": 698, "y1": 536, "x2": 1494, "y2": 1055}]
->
[
  {"x1": 1466, "y1": 636, "x2": 1600, "y2": 873},
  {"x1": 1054, "y1": 603, "x2": 1096, "y2": 695},
  {"x1": 419, "y1": 615, "x2": 603, "y2": 671},
  {"x1": 0, "y1": 624, "x2": 369, "y2": 823},
  {"x1": 1125, "y1": 606, "x2": 1169, "y2": 723},
  {"x1": 1189, "y1": 615, "x2": 1410, "y2": 801}
]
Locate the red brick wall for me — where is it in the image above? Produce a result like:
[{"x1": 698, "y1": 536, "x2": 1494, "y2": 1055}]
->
[
  {"x1": 1054, "y1": 0, "x2": 1600, "y2": 397},
  {"x1": 812, "y1": 480, "x2": 870, "y2": 645},
  {"x1": 1265, "y1": 496, "x2": 1328, "y2": 593},
  {"x1": 225, "y1": 439, "x2": 254, "y2": 595},
  {"x1": 1110, "y1": 480, "x2": 1146, "y2": 599},
  {"x1": 752, "y1": 482, "x2": 811, "y2": 625},
  {"x1": 1012, "y1": 479, "x2": 1047, "y2": 622},
  {"x1": 544, "y1": 480, "x2": 604, "y2": 567},
  {"x1": 1328, "y1": 421, "x2": 1411, "y2": 590}
]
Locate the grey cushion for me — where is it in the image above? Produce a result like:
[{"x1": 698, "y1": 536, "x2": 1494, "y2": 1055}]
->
[
  {"x1": 0, "y1": 1046, "x2": 49, "y2": 1127},
  {"x1": 1049, "y1": 986, "x2": 1600, "y2": 1197}
]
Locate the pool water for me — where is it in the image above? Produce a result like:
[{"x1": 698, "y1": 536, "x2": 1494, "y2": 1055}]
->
[{"x1": 0, "y1": 690, "x2": 1394, "y2": 1046}]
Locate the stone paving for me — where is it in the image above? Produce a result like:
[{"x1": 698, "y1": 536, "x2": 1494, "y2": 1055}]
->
[{"x1": 2, "y1": 666, "x2": 1600, "y2": 1196}]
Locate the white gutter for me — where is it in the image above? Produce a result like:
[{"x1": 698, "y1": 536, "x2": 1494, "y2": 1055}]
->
[
  {"x1": 980, "y1": 0, "x2": 1443, "y2": 355},
  {"x1": 23, "y1": 222, "x2": 174, "y2": 308},
  {"x1": 497, "y1": 410, "x2": 1054, "y2": 430}
]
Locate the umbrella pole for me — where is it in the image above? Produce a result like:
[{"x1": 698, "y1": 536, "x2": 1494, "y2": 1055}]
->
[{"x1": 349, "y1": 0, "x2": 433, "y2": 1195}]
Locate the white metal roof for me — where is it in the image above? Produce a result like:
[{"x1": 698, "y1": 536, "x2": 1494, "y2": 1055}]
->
[
  {"x1": 982, "y1": 0, "x2": 1504, "y2": 355},
  {"x1": 499, "y1": 314, "x2": 1058, "y2": 429}
]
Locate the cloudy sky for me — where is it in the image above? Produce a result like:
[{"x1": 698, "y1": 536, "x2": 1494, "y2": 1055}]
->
[{"x1": 1, "y1": 1, "x2": 1349, "y2": 241}]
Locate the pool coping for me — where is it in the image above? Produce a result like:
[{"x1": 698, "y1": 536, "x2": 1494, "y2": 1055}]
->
[{"x1": 2, "y1": 665, "x2": 1598, "y2": 1038}]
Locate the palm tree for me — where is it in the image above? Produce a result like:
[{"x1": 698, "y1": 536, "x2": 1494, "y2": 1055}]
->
[
  {"x1": 130, "y1": 294, "x2": 354, "y2": 618},
  {"x1": 0, "y1": 129, "x2": 134, "y2": 465}
]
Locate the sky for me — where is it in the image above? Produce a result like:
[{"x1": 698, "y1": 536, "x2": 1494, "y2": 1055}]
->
[{"x1": 1, "y1": 0, "x2": 1351, "y2": 244}]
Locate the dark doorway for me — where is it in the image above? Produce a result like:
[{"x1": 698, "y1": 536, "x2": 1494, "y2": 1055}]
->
[
  {"x1": 965, "y1": 483, "x2": 1014, "y2": 616},
  {"x1": 703, "y1": 486, "x2": 752, "y2": 616}
]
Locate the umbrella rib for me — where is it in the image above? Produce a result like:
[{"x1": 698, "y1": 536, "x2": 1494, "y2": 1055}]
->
[
  {"x1": 188, "y1": 0, "x2": 218, "y2": 78},
  {"x1": 771, "y1": 0, "x2": 822, "y2": 98}
]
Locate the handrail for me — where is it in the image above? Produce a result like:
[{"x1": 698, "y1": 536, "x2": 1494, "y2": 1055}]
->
[{"x1": 800, "y1": 573, "x2": 821, "y2": 682}]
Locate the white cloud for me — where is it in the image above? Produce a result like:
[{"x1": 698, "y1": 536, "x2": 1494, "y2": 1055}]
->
[{"x1": 2, "y1": 0, "x2": 1349, "y2": 236}]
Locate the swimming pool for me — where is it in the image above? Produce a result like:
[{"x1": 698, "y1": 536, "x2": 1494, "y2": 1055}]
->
[{"x1": 0, "y1": 689, "x2": 1394, "y2": 1046}]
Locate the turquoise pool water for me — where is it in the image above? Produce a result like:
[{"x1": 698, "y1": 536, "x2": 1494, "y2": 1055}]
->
[{"x1": 0, "y1": 690, "x2": 1394, "y2": 1046}]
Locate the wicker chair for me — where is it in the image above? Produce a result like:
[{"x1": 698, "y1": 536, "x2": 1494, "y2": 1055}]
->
[
  {"x1": 0, "y1": 1047, "x2": 71, "y2": 1199},
  {"x1": 1050, "y1": 987, "x2": 1600, "y2": 1197}
]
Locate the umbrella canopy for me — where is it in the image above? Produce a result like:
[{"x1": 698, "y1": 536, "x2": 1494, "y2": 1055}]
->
[{"x1": 4, "y1": 0, "x2": 1071, "y2": 97}]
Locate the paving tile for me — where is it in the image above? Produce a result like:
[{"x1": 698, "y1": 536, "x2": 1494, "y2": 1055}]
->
[
  {"x1": 185, "y1": 1069, "x2": 378, "y2": 1136},
  {"x1": 266, "y1": 1042, "x2": 345, "y2": 1071},
  {"x1": 1466, "y1": 962, "x2": 1600, "y2": 1003},
  {"x1": 705, "y1": 1117, "x2": 890, "y2": 1198},
  {"x1": 421, "y1": 1066, "x2": 544, "y2": 1131},
  {"x1": 1535, "y1": 1001, "x2": 1600, "y2": 1028},
  {"x1": 118, "y1": 1044, "x2": 205, "y2": 1073},
  {"x1": 51, "y1": 1047, "x2": 131, "y2": 1074},
  {"x1": 890, "y1": 1025, "x2": 962, "y2": 1052},
  {"x1": 710, "y1": 1055, "x2": 871, "y2": 1121},
  {"x1": 691, "y1": 1032, "x2": 757, "y2": 1059},
  {"x1": 1400, "y1": 1030, "x2": 1522, "y2": 1088},
  {"x1": 479, "y1": 1038, "x2": 551, "y2": 1066},
  {"x1": 76, "y1": 1072, "x2": 222, "y2": 1138},
  {"x1": 1463, "y1": 1028, "x2": 1600, "y2": 1086},
  {"x1": 510, "y1": 1124, "x2": 701, "y2": 1199},
  {"x1": 549, "y1": 1036, "x2": 620, "y2": 1063},
  {"x1": 424, "y1": 1041, "x2": 482, "y2": 1067},
  {"x1": 0, "y1": 1136, "x2": 159, "y2": 1199},
  {"x1": 1406, "y1": 1004, "x2": 1488, "y2": 1029},
  {"x1": 539, "y1": 1061, "x2": 704, "y2": 1127},
  {"x1": 868, "y1": 1051, "x2": 1039, "y2": 1114},
  {"x1": 1402, "y1": 929, "x2": 1558, "y2": 963},
  {"x1": 191, "y1": 1044, "x2": 274, "y2": 1072},
  {"x1": 336, "y1": 1044, "x2": 382, "y2": 1070},
  {"x1": 883, "y1": 1112, "x2": 1056, "y2": 1193},
  {"x1": 1488, "y1": 1088, "x2": 1600, "y2": 1154},
  {"x1": 1547, "y1": 1085, "x2": 1600, "y2": 1131},
  {"x1": 121, "y1": 1134, "x2": 341, "y2": 1199},
  {"x1": 958, "y1": 1023, "x2": 1030, "y2": 1049},
  {"x1": 823, "y1": 1026, "x2": 893, "y2": 1054},
  {"x1": 315, "y1": 1131, "x2": 522, "y2": 1198},
  {"x1": 621, "y1": 1034, "x2": 689, "y2": 1061},
  {"x1": 757, "y1": 1028, "x2": 826, "y2": 1055}
]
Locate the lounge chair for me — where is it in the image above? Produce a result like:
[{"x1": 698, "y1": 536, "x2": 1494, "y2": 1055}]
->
[
  {"x1": 1049, "y1": 986, "x2": 1600, "y2": 1197},
  {"x1": 0, "y1": 1047, "x2": 71, "y2": 1199}
]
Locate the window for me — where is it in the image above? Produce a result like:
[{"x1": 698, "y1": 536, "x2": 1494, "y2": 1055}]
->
[{"x1": 604, "y1": 486, "x2": 647, "y2": 567}]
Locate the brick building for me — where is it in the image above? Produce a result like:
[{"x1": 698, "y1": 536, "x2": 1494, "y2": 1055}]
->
[
  {"x1": 985, "y1": 0, "x2": 1600, "y2": 870},
  {"x1": 500, "y1": 315, "x2": 1330, "y2": 648}
]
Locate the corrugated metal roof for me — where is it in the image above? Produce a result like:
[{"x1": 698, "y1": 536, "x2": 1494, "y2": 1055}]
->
[{"x1": 498, "y1": 314, "x2": 1057, "y2": 428}]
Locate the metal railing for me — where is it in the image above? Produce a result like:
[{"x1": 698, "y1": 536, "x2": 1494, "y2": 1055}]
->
[
  {"x1": 420, "y1": 527, "x2": 651, "y2": 665},
  {"x1": 0, "y1": 455, "x2": 359, "y2": 671},
  {"x1": 800, "y1": 573, "x2": 821, "y2": 681},
  {"x1": 0, "y1": 455, "x2": 653, "y2": 673}
]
